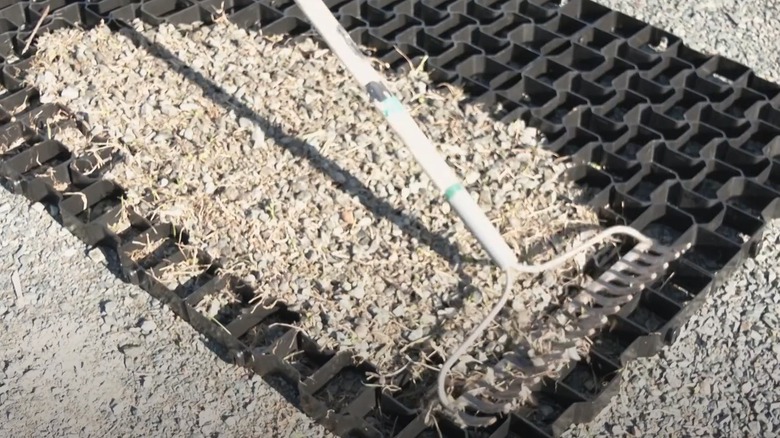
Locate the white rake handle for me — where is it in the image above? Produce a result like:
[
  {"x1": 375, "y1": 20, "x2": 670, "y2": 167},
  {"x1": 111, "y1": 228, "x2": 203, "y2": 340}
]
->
[{"x1": 292, "y1": 0, "x2": 520, "y2": 270}]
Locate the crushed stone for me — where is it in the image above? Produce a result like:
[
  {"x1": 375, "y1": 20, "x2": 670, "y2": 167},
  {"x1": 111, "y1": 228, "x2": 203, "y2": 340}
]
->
[{"x1": 27, "y1": 19, "x2": 607, "y2": 405}]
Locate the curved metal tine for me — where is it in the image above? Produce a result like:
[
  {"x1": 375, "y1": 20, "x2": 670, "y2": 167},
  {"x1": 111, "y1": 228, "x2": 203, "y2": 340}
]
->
[
  {"x1": 570, "y1": 310, "x2": 612, "y2": 337},
  {"x1": 489, "y1": 360, "x2": 534, "y2": 386},
  {"x1": 646, "y1": 240, "x2": 691, "y2": 263},
  {"x1": 584, "y1": 291, "x2": 636, "y2": 308},
  {"x1": 567, "y1": 289, "x2": 632, "y2": 311},
  {"x1": 452, "y1": 372, "x2": 524, "y2": 413},
  {"x1": 594, "y1": 277, "x2": 636, "y2": 293},
  {"x1": 458, "y1": 392, "x2": 509, "y2": 415},
  {"x1": 629, "y1": 240, "x2": 670, "y2": 257},
  {"x1": 605, "y1": 265, "x2": 661, "y2": 287},
  {"x1": 611, "y1": 245, "x2": 667, "y2": 267},
  {"x1": 608, "y1": 262, "x2": 647, "y2": 280},
  {"x1": 624, "y1": 243, "x2": 670, "y2": 262},
  {"x1": 455, "y1": 407, "x2": 501, "y2": 427},
  {"x1": 618, "y1": 253, "x2": 655, "y2": 270},
  {"x1": 615, "y1": 247, "x2": 670, "y2": 270},
  {"x1": 472, "y1": 383, "x2": 529, "y2": 406},
  {"x1": 479, "y1": 378, "x2": 536, "y2": 401},
  {"x1": 590, "y1": 278, "x2": 637, "y2": 298},
  {"x1": 497, "y1": 351, "x2": 536, "y2": 371},
  {"x1": 597, "y1": 260, "x2": 665, "y2": 289},
  {"x1": 504, "y1": 353, "x2": 551, "y2": 378}
]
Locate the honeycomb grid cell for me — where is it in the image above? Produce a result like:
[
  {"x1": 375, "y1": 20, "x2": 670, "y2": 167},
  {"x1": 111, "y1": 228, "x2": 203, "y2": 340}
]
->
[
  {"x1": 516, "y1": 0, "x2": 559, "y2": 23},
  {"x1": 693, "y1": 105, "x2": 752, "y2": 138},
  {"x1": 564, "y1": 74, "x2": 616, "y2": 105},
  {"x1": 593, "y1": 10, "x2": 646, "y2": 40},
  {"x1": 701, "y1": 141, "x2": 770, "y2": 178},
  {"x1": 627, "y1": 24, "x2": 681, "y2": 55},
  {"x1": 394, "y1": 1, "x2": 447, "y2": 25},
  {"x1": 572, "y1": 25, "x2": 619, "y2": 53},
  {"x1": 451, "y1": 25, "x2": 509, "y2": 54},
  {"x1": 559, "y1": 0, "x2": 611, "y2": 23},
  {"x1": 552, "y1": 42, "x2": 606, "y2": 72},
  {"x1": 608, "y1": 125, "x2": 660, "y2": 162},
  {"x1": 583, "y1": 56, "x2": 635, "y2": 87},
  {"x1": 657, "y1": 87, "x2": 707, "y2": 121},
  {"x1": 492, "y1": 41, "x2": 538, "y2": 70},
  {"x1": 597, "y1": 88, "x2": 649, "y2": 123}
]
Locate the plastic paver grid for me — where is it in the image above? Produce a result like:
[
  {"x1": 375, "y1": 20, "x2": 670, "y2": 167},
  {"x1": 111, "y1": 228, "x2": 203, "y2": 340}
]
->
[{"x1": 0, "y1": 0, "x2": 779, "y2": 437}]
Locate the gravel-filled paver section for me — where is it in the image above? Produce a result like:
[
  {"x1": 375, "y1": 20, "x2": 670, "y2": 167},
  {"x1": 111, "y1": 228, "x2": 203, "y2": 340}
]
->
[
  {"x1": 0, "y1": 189, "x2": 332, "y2": 438},
  {"x1": 25, "y1": 18, "x2": 609, "y2": 407}
]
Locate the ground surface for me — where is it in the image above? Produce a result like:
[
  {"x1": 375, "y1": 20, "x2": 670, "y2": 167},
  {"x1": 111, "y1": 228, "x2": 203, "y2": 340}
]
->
[
  {"x1": 0, "y1": 0, "x2": 779, "y2": 437},
  {"x1": 0, "y1": 191, "x2": 332, "y2": 438}
]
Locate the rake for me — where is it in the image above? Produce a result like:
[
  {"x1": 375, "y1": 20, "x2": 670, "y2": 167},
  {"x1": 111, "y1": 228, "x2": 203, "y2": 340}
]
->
[{"x1": 292, "y1": 0, "x2": 691, "y2": 427}]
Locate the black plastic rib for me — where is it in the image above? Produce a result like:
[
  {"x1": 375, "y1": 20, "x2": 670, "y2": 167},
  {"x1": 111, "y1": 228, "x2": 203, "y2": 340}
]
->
[{"x1": 0, "y1": 1, "x2": 778, "y2": 437}]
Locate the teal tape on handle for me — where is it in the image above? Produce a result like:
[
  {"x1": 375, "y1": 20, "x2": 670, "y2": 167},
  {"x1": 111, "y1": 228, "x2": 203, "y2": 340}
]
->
[
  {"x1": 380, "y1": 96, "x2": 404, "y2": 117},
  {"x1": 444, "y1": 182, "x2": 464, "y2": 201}
]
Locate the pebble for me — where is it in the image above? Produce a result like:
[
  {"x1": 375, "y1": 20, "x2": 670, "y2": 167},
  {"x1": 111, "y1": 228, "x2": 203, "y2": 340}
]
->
[
  {"x1": 407, "y1": 328, "x2": 424, "y2": 341},
  {"x1": 251, "y1": 127, "x2": 265, "y2": 147},
  {"x1": 238, "y1": 117, "x2": 252, "y2": 129},
  {"x1": 349, "y1": 285, "x2": 365, "y2": 300},
  {"x1": 87, "y1": 249, "x2": 107, "y2": 265},
  {"x1": 354, "y1": 323, "x2": 369, "y2": 338},
  {"x1": 139, "y1": 319, "x2": 157, "y2": 333},
  {"x1": 103, "y1": 300, "x2": 117, "y2": 315},
  {"x1": 60, "y1": 86, "x2": 79, "y2": 99},
  {"x1": 119, "y1": 343, "x2": 143, "y2": 358}
]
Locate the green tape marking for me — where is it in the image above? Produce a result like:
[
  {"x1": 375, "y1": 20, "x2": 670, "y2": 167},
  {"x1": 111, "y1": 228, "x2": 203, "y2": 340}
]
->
[
  {"x1": 444, "y1": 182, "x2": 464, "y2": 201},
  {"x1": 380, "y1": 97, "x2": 404, "y2": 117}
]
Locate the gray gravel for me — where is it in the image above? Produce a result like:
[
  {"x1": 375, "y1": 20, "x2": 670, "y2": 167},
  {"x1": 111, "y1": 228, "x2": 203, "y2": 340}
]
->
[
  {"x1": 0, "y1": 188, "x2": 332, "y2": 438},
  {"x1": 596, "y1": 0, "x2": 780, "y2": 84},
  {"x1": 1, "y1": 0, "x2": 779, "y2": 436}
]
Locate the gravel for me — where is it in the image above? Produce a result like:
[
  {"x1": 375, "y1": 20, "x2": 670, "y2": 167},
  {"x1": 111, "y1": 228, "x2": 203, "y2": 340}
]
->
[
  {"x1": 0, "y1": 188, "x2": 331, "y2": 438},
  {"x1": 0, "y1": 0, "x2": 778, "y2": 436},
  {"x1": 596, "y1": 0, "x2": 780, "y2": 85},
  {"x1": 24, "y1": 17, "x2": 605, "y2": 408}
]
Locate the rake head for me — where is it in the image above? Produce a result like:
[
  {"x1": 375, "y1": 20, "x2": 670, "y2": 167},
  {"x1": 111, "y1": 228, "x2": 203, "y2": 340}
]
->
[{"x1": 442, "y1": 235, "x2": 692, "y2": 428}]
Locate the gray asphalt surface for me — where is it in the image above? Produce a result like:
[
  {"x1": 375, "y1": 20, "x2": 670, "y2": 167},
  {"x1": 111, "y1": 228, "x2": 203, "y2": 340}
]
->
[{"x1": 1, "y1": 1, "x2": 780, "y2": 437}]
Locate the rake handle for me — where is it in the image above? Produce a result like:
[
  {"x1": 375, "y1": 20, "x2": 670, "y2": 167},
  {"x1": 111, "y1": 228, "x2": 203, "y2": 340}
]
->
[{"x1": 293, "y1": 0, "x2": 519, "y2": 270}]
